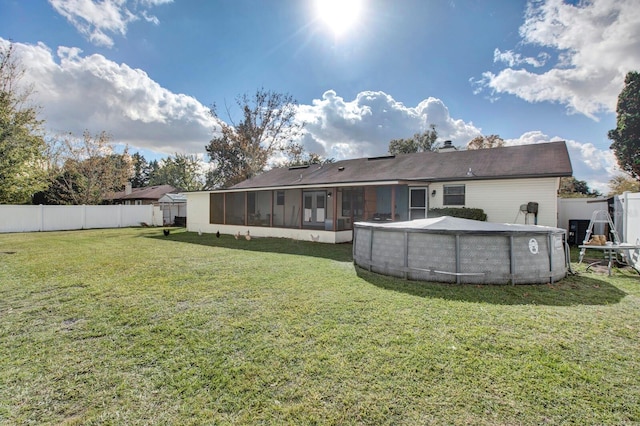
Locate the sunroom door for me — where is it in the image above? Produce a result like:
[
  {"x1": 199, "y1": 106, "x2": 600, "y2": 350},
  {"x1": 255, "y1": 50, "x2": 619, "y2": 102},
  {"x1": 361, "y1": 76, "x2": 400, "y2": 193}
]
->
[
  {"x1": 303, "y1": 191, "x2": 326, "y2": 228},
  {"x1": 409, "y1": 187, "x2": 428, "y2": 220}
]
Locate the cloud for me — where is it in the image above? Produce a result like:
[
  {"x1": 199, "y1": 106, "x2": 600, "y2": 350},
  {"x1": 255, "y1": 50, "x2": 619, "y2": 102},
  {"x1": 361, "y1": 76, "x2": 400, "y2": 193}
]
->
[
  {"x1": 505, "y1": 131, "x2": 617, "y2": 193},
  {"x1": 48, "y1": 0, "x2": 172, "y2": 48},
  {"x1": 296, "y1": 90, "x2": 482, "y2": 159},
  {"x1": 3, "y1": 38, "x2": 216, "y2": 155},
  {"x1": 3, "y1": 37, "x2": 615, "y2": 192},
  {"x1": 473, "y1": 0, "x2": 640, "y2": 119},
  {"x1": 493, "y1": 48, "x2": 549, "y2": 68}
]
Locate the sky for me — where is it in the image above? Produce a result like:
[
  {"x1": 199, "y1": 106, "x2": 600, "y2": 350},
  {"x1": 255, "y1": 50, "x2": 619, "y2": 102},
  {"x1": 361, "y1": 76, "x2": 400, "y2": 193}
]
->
[{"x1": 1, "y1": 0, "x2": 639, "y2": 193}]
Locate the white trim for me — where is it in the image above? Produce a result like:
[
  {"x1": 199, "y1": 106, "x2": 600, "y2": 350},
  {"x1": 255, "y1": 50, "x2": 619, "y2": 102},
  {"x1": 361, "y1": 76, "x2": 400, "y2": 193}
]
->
[{"x1": 185, "y1": 180, "x2": 412, "y2": 194}]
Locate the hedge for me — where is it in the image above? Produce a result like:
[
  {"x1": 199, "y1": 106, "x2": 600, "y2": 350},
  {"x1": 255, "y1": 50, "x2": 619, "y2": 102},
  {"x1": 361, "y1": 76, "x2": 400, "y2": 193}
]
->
[{"x1": 428, "y1": 207, "x2": 487, "y2": 221}]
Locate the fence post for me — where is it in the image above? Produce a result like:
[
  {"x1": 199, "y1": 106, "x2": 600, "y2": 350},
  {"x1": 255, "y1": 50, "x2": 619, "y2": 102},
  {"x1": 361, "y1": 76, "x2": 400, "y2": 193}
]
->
[
  {"x1": 623, "y1": 191, "x2": 629, "y2": 243},
  {"x1": 39, "y1": 204, "x2": 44, "y2": 232}
]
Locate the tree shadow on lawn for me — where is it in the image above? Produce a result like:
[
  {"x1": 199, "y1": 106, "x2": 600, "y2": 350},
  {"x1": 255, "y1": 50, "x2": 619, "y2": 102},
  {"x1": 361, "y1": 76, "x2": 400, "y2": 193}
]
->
[
  {"x1": 149, "y1": 229, "x2": 629, "y2": 306},
  {"x1": 146, "y1": 230, "x2": 354, "y2": 262},
  {"x1": 356, "y1": 267, "x2": 629, "y2": 306}
]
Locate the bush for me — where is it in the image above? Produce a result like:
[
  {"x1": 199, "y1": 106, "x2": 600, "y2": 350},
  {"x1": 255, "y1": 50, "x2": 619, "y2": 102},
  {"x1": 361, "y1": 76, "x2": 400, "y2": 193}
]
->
[{"x1": 428, "y1": 207, "x2": 487, "y2": 221}]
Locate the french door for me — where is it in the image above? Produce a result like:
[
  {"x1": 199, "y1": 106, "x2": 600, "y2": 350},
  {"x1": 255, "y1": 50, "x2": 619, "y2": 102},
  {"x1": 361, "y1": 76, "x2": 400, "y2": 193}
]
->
[{"x1": 303, "y1": 191, "x2": 326, "y2": 227}]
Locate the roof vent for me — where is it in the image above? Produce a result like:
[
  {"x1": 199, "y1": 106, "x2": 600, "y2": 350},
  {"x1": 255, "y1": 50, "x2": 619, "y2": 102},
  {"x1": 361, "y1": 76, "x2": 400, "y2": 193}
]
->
[
  {"x1": 288, "y1": 165, "x2": 310, "y2": 170},
  {"x1": 367, "y1": 155, "x2": 396, "y2": 161},
  {"x1": 338, "y1": 166, "x2": 345, "y2": 171},
  {"x1": 439, "y1": 140, "x2": 458, "y2": 152}
]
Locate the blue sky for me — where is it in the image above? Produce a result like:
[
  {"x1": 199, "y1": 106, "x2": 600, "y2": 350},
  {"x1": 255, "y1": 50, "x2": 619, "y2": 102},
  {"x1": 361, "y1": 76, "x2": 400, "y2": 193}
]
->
[{"x1": 1, "y1": 0, "x2": 639, "y2": 193}]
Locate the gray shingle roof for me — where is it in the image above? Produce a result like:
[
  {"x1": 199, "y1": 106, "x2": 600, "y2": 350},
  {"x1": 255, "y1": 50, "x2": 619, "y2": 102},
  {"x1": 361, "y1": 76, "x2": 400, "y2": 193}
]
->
[
  {"x1": 106, "y1": 185, "x2": 178, "y2": 201},
  {"x1": 231, "y1": 141, "x2": 572, "y2": 190}
]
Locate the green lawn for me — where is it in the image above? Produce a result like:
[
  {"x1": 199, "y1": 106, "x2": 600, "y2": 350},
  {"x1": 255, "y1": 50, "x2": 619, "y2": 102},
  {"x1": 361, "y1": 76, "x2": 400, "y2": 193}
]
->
[{"x1": 1, "y1": 228, "x2": 639, "y2": 425}]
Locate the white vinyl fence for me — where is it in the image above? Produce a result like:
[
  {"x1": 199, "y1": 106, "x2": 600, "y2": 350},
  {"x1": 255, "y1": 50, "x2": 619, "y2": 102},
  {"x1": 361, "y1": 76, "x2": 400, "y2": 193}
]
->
[
  {"x1": 0, "y1": 204, "x2": 163, "y2": 233},
  {"x1": 616, "y1": 192, "x2": 640, "y2": 246},
  {"x1": 558, "y1": 192, "x2": 640, "y2": 270}
]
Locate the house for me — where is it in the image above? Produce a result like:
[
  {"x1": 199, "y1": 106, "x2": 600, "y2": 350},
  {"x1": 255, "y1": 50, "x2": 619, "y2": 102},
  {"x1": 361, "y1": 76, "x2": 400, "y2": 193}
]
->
[
  {"x1": 106, "y1": 184, "x2": 185, "y2": 225},
  {"x1": 186, "y1": 141, "x2": 572, "y2": 243},
  {"x1": 106, "y1": 183, "x2": 179, "y2": 206}
]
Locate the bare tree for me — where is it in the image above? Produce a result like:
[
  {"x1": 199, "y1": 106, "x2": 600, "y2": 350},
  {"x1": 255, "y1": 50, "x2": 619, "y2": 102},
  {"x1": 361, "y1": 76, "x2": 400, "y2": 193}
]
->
[
  {"x1": 466, "y1": 134, "x2": 505, "y2": 150},
  {"x1": 45, "y1": 131, "x2": 132, "y2": 204},
  {"x1": 205, "y1": 88, "x2": 304, "y2": 188},
  {"x1": 608, "y1": 173, "x2": 640, "y2": 196}
]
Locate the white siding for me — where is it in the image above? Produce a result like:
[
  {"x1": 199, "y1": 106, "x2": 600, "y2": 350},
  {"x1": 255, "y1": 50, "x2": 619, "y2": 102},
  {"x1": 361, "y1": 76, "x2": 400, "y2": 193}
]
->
[
  {"x1": 428, "y1": 177, "x2": 560, "y2": 227},
  {"x1": 557, "y1": 198, "x2": 608, "y2": 233},
  {"x1": 185, "y1": 192, "x2": 211, "y2": 233}
]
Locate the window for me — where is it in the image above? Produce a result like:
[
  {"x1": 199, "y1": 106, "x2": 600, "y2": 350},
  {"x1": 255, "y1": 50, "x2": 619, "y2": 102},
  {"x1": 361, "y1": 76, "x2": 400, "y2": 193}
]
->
[
  {"x1": 210, "y1": 193, "x2": 224, "y2": 224},
  {"x1": 443, "y1": 185, "x2": 465, "y2": 205},
  {"x1": 276, "y1": 190, "x2": 285, "y2": 206}
]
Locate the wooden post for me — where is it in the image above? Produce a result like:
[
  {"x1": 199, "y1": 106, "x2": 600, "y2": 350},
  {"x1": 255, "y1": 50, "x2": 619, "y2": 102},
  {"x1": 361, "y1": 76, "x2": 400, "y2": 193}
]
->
[
  {"x1": 270, "y1": 190, "x2": 274, "y2": 227},
  {"x1": 391, "y1": 186, "x2": 396, "y2": 221},
  {"x1": 332, "y1": 187, "x2": 338, "y2": 231}
]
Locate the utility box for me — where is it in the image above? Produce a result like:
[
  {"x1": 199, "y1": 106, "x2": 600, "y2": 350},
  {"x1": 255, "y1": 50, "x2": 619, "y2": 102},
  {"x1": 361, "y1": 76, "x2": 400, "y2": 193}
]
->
[{"x1": 568, "y1": 219, "x2": 590, "y2": 245}]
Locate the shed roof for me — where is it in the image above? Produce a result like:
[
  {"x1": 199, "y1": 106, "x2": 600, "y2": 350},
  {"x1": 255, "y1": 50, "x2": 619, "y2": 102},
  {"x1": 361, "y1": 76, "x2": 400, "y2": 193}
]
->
[
  {"x1": 231, "y1": 141, "x2": 572, "y2": 190},
  {"x1": 158, "y1": 193, "x2": 187, "y2": 203}
]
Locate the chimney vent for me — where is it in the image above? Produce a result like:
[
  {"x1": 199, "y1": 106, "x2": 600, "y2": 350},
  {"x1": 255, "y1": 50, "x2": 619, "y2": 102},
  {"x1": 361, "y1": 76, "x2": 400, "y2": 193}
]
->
[{"x1": 438, "y1": 140, "x2": 457, "y2": 152}]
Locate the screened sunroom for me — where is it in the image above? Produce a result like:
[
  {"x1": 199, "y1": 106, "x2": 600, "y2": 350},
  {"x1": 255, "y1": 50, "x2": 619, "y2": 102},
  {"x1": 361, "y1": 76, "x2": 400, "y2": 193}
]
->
[{"x1": 207, "y1": 184, "x2": 421, "y2": 232}]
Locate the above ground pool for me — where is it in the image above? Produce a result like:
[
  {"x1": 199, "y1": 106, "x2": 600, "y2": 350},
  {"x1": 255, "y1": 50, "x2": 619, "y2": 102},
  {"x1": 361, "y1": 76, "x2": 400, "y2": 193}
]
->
[{"x1": 353, "y1": 216, "x2": 567, "y2": 285}]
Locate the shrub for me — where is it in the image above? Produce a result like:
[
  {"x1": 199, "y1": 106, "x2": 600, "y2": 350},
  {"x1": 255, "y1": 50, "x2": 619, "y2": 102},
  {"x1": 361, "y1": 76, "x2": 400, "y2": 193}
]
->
[{"x1": 428, "y1": 207, "x2": 487, "y2": 221}]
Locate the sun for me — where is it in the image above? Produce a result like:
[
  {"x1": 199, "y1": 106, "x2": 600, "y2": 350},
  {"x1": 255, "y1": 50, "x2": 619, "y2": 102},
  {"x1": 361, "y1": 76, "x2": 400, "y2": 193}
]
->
[{"x1": 315, "y1": 0, "x2": 363, "y2": 37}]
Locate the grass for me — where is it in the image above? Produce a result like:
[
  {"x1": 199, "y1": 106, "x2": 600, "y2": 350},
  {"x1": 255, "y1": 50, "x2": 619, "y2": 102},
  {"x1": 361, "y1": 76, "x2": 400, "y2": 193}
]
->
[{"x1": 0, "y1": 227, "x2": 639, "y2": 425}]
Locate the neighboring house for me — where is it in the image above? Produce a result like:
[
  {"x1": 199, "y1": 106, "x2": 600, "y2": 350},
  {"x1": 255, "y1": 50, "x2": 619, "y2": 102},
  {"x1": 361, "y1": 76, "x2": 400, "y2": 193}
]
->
[
  {"x1": 186, "y1": 141, "x2": 572, "y2": 243},
  {"x1": 106, "y1": 183, "x2": 179, "y2": 206},
  {"x1": 106, "y1": 184, "x2": 184, "y2": 225}
]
